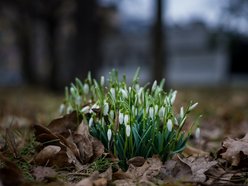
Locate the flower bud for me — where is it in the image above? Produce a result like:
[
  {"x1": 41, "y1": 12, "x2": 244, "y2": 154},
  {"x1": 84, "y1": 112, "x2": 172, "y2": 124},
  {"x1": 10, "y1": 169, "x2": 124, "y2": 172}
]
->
[
  {"x1": 109, "y1": 110, "x2": 115, "y2": 120},
  {"x1": 167, "y1": 119, "x2": 173, "y2": 132},
  {"x1": 195, "y1": 127, "x2": 200, "y2": 139},
  {"x1": 119, "y1": 112, "x2": 124, "y2": 124},
  {"x1": 152, "y1": 80, "x2": 157, "y2": 92},
  {"x1": 107, "y1": 128, "x2": 112, "y2": 141},
  {"x1": 171, "y1": 91, "x2": 177, "y2": 104},
  {"x1": 66, "y1": 105, "x2": 73, "y2": 114},
  {"x1": 83, "y1": 83, "x2": 89, "y2": 94},
  {"x1": 100, "y1": 76, "x2": 105, "y2": 87},
  {"x1": 89, "y1": 117, "x2": 93, "y2": 127},
  {"x1": 75, "y1": 96, "x2": 82, "y2": 106},
  {"x1": 180, "y1": 106, "x2": 184, "y2": 119},
  {"x1": 149, "y1": 107, "x2": 154, "y2": 119},
  {"x1": 103, "y1": 102, "x2": 109, "y2": 116},
  {"x1": 124, "y1": 114, "x2": 129, "y2": 125},
  {"x1": 189, "y1": 102, "x2": 198, "y2": 111},
  {"x1": 159, "y1": 106, "x2": 165, "y2": 120},
  {"x1": 59, "y1": 104, "x2": 65, "y2": 114},
  {"x1": 81, "y1": 106, "x2": 90, "y2": 113},
  {"x1": 126, "y1": 125, "x2": 131, "y2": 137},
  {"x1": 120, "y1": 88, "x2": 128, "y2": 99},
  {"x1": 110, "y1": 88, "x2": 115, "y2": 100}
]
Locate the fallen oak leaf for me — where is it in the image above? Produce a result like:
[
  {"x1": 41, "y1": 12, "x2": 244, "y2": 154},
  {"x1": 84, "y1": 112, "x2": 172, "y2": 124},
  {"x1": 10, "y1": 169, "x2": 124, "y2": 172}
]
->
[
  {"x1": 34, "y1": 145, "x2": 61, "y2": 165},
  {"x1": 219, "y1": 133, "x2": 248, "y2": 166},
  {"x1": 32, "y1": 166, "x2": 56, "y2": 182}
]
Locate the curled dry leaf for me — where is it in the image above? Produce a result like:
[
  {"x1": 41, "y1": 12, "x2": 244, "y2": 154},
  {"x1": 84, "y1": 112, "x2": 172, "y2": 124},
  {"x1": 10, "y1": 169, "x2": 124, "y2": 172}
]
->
[
  {"x1": 48, "y1": 111, "x2": 82, "y2": 137},
  {"x1": 34, "y1": 145, "x2": 61, "y2": 165},
  {"x1": 126, "y1": 156, "x2": 162, "y2": 182},
  {"x1": 178, "y1": 156, "x2": 217, "y2": 182},
  {"x1": 73, "y1": 121, "x2": 104, "y2": 164},
  {"x1": 219, "y1": 133, "x2": 248, "y2": 166},
  {"x1": 159, "y1": 159, "x2": 192, "y2": 182}
]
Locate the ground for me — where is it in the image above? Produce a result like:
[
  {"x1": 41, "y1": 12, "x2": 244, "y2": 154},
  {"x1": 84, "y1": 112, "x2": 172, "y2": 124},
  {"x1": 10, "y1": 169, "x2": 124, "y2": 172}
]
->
[{"x1": 0, "y1": 86, "x2": 248, "y2": 185}]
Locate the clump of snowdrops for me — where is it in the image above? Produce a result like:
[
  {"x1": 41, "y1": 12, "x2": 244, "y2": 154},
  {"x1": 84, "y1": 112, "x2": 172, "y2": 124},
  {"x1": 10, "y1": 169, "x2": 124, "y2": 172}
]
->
[{"x1": 60, "y1": 69, "x2": 200, "y2": 167}]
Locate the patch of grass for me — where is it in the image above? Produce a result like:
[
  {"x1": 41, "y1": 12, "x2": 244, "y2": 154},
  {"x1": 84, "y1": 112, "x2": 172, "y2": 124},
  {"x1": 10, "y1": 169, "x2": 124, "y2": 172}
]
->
[{"x1": 88, "y1": 156, "x2": 113, "y2": 173}]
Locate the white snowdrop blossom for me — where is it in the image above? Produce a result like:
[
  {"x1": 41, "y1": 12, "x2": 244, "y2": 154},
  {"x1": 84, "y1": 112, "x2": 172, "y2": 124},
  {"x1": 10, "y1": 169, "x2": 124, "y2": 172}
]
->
[
  {"x1": 103, "y1": 102, "x2": 109, "y2": 116},
  {"x1": 135, "y1": 84, "x2": 140, "y2": 92},
  {"x1": 174, "y1": 117, "x2": 179, "y2": 126},
  {"x1": 124, "y1": 114, "x2": 129, "y2": 125},
  {"x1": 75, "y1": 96, "x2": 82, "y2": 106},
  {"x1": 59, "y1": 104, "x2": 65, "y2": 114},
  {"x1": 100, "y1": 76, "x2": 105, "y2": 87},
  {"x1": 83, "y1": 83, "x2": 89, "y2": 94},
  {"x1": 167, "y1": 119, "x2": 173, "y2": 132},
  {"x1": 91, "y1": 103, "x2": 100, "y2": 109},
  {"x1": 119, "y1": 112, "x2": 124, "y2": 124},
  {"x1": 107, "y1": 128, "x2": 112, "y2": 141},
  {"x1": 126, "y1": 125, "x2": 131, "y2": 137},
  {"x1": 159, "y1": 106, "x2": 165, "y2": 120},
  {"x1": 149, "y1": 107, "x2": 154, "y2": 119},
  {"x1": 66, "y1": 105, "x2": 73, "y2": 114},
  {"x1": 81, "y1": 106, "x2": 90, "y2": 113},
  {"x1": 195, "y1": 127, "x2": 200, "y2": 139},
  {"x1": 189, "y1": 102, "x2": 198, "y2": 111},
  {"x1": 109, "y1": 110, "x2": 114, "y2": 120},
  {"x1": 89, "y1": 117, "x2": 93, "y2": 127},
  {"x1": 171, "y1": 91, "x2": 177, "y2": 104},
  {"x1": 120, "y1": 88, "x2": 128, "y2": 99},
  {"x1": 152, "y1": 80, "x2": 157, "y2": 92},
  {"x1": 110, "y1": 88, "x2": 115, "y2": 100},
  {"x1": 70, "y1": 87, "x2": 75, "y2": 95},
  {"x1": 180, "y1": 107, "x2": 184, "y2": 119}
]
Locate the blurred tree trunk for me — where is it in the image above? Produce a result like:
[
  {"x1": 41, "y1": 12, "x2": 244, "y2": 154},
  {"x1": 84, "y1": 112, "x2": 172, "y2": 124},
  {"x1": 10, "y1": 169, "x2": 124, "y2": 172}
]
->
[
  {"x1": 152, "y1": 0, "x2": 165, "y2": 82},
  {"x1": 74, "y1": 0, "x2": 101, "y2": 80}
]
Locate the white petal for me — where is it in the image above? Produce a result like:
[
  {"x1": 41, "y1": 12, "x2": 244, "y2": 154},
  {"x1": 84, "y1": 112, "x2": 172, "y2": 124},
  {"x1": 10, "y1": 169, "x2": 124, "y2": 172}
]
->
[
  {"x1": 167, "y1": 119, "x2": 173, "y2": 132},
  {"x1": 107, "y1": 129, "x2": 112, "y2": 141},
  {"x1": 126, "y1": 125, "x2": 131, "y2": 137},
  {"x1": 195, "y1": 127, "x2": 200, "y2": 139}
]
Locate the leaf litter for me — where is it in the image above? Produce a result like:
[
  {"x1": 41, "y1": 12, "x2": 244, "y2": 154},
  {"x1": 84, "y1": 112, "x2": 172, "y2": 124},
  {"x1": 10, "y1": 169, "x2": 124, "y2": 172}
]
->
[{"x1": 1, "y1": 87, "x2": 248, "y2": 185}]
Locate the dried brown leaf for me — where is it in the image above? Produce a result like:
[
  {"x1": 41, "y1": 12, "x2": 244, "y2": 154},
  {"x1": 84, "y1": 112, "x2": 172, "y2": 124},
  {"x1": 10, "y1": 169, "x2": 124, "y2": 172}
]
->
[
  {"x1": 179, "y1": 156, "x2": 217, "y2": 182},
  {"x1": 48, "y1": 111, "x2": 81, "y2": 137},
  {"x1": 127, "y1": 156, "x2": 145, "y2": 167},
  {"x1": 219, "y1": 133, "x2": 248, "y2": 166},
  {"x1": 34, "y1": 145, "x2": 61, "y2": 165},
  {"x1": 32, "y1": 166, "x2": 56, "y2": 181}
]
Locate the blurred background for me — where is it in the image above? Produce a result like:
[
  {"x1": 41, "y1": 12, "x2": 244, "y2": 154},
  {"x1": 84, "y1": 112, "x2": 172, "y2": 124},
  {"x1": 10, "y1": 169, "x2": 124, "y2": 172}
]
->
[
  {"x1": 1, "y1": 0, "x2": 248, "y2": 89},
  {"x1": 0, "y1": 0, "x2": 248, "y2": 152}
]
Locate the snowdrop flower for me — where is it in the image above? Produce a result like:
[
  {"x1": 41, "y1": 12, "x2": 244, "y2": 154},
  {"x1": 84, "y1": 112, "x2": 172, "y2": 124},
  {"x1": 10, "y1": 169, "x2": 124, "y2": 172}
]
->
[
  {"x1": 152, "y1": 80, "x2": 157, "y2": 92},
  {"x1": 70, "y1": 87, "x2": 76, "y2": 95},
  {"x1": 119, "y1": 112, "x2": 124, "y2": 124},
  {"x1": 81, "y1": 106, "x2": 90, "y2": 113},
  {"x1": 83, "y1": 83, "x2": 89, "y2": 94},
  {"x1": 171, "y1": 91, "x2": 177, "y2": 104},
  {"x1": 124, "y1": 114, "x2": 129, "y2": 125},
  {"x1": 180, "y1": 106, "x2": 184, "y2": 119},
  {"x1": 167, "y1": 119, "x2": 173, "y2": 132},
  {"x1": 189, "y1": 102, "x2": 198, "y2": 111},
  {"x1": 66, "y1": 105, "x2": 73, "y2": 114},
  {"x1": 120, "y1": 88, "x2": 128, "y2": 99},
  {"x1": 89, "y1": 117, "x2": 93, "y2": 127},
  {"x1": 91, "y1": 103, "x2": 100, "y2": 109},
  {"x1": 126, "y1": 125, "x2": 131, "y2": 137},
  {"x1": 159, "y1": 106, "x2": 165, "y2": 120},
  {"x1": 107, "y1": 128, "x2": 112, "y2": 141},
  {"x1": 75, "y1": 96, "x2": 82, "y2": 106},
  {"x1": 149, "y1": 107, "x2": 154, "y2": 119},
  {"x1": 110, "y1": 88, "x2": 115, "y2": 100},
  {"x1": 100, "y1": 76, "x2": 105, "y2": 87},
  {"x1": 128, "y1": 86, "x2": 132, "y2": 93},
  {"x1": 195, "y1": 127, "x2": 200, "y2": 139},
  {"x1": 59, "y1": 104, "x2": 65, "y2": 114},
  {"x1": 174, "y1": 117, "x2": 179, "y2": 126},
  {"x1": 103, "y1": 102, "x2": 109, "y2": 116},
  {"x1": 109, "y1": 110, "x2": 114, "y2": 120},
  {"x1": 135, "y1": 84, "x2": 140, "y2": 92}
]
